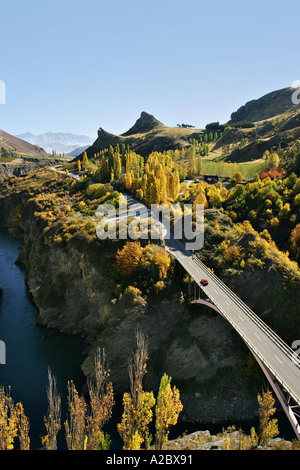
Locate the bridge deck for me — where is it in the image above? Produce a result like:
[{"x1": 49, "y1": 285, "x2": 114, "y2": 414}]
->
[{"x1": 165, "y1": 234, "x2": 300, "y2": 408}]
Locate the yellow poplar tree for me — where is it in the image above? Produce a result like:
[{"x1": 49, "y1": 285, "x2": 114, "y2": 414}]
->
[
  {"x1": 155, "y1": 374, "x2": 183, "y2": 450},
  {"x1": 82, "y1": 151, "x2": 88, "y2": 171},
  {"x1": 64, "y1": 381, "x2": 87, "y2": 450},
  {"x1": 0, "y1": 386, "x2": 30, "y2": 450},
  {"x1": 125, "y1": 171, "x2": 132, "y2": 190},
  {"x1": 86, "y1": 348, "x2": 114, "y2": 450},
  {"x1": 41, "y1": 368, "x2": 61, "y2": 450},
  {"x1": 258, "y1": 389, "x2": 279, "y2": 445},
  {"x1": 154, "y1": 247, "x2": 171, "y2": 279},
  {"x1": 118, "y1": 331, "x2": 155, "y2": 450}
]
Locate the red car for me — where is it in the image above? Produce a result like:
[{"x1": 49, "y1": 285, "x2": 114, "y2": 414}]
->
[{"x1": 201, "y1": 279, "x2": 209, "y2": 286}]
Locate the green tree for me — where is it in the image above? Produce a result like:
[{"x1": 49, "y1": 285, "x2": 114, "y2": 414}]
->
[{"x1": 197, "y1": 154, "x2": 202, "y2": 175}]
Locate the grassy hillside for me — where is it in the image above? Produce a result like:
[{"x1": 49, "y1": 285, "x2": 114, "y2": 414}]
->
[
  {"x1": 0, "y1": 129, "x2": 49, "y2": 159},
  {"x1": 75, "y1": 87, "x2": 300, "y2": 179}
]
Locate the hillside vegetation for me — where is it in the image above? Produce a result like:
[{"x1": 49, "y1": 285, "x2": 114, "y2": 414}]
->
[{"x1": 75, "y1": 87, "x2": 300, "y2": 176}]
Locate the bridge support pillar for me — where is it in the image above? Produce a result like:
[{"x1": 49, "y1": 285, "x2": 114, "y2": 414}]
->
[{"x1": 253, "y1": 352, "x2": 300, "y2": 440}]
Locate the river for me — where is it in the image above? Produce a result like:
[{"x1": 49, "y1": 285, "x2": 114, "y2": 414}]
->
[
  {"x1": 0, "y1": 228, "x2": 86, "y2": 450},
  {"x1": 0, "y1": 228, "x2": 296, "y2": 450}
]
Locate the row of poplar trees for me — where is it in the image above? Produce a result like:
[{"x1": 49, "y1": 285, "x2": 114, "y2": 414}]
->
[
  {"x1": 0, "y1": 332, "x2": 183, "y2": 450},
  {"x1": 82, "y1": 144, "x2": 203, "y2": 205}
]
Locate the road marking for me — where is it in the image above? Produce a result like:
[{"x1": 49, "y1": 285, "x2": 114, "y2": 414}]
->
[
  {"x1": 225, "y1": 300, "x2": 230, "y2": 306},
  {"x1": 255, "y1": 333, "x2": 261, "y2": 341},
  {"x1": 238, "y1": 315, "x2": 244, "y2": 322},
  {"x1": 275, "y1": 355, "x2": 283, "y2": 364}
]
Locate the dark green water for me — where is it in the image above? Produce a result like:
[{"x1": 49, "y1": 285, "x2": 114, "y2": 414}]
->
[
  {"x1": 0, "y1": 228, "x2": 86, "y2": 449},
  {"x1": 0, "y1": 227, "x2": 296, "y2": 450}
]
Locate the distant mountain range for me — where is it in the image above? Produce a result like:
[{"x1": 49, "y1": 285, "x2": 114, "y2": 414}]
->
[{"x1": 15, "y1": 132, "x2": 93, "y2": 155}]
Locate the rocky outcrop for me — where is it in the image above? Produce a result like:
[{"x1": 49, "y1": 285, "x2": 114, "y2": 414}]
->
[
  {"x1": 165, "y1": 430, "x2": 294, "y2": 450},
  {"x1": 229, "y1": 87, "x2": 300, "y2": 123},
  {"x1": 76, "y1": 112, "x2": 201, "y2": 159},
  {"x1": 121, "y1": 111, "x2": 164, "y2": 136}
]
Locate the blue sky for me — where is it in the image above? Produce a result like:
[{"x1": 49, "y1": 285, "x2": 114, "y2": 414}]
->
[{"x1": 1, "y1": 0, "x2": 299, "y2": 139}]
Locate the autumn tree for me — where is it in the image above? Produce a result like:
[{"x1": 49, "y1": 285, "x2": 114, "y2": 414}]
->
[
  {"x1": 116, "y1": 241, "x2": 143, "y2": 276},
  {"x1": 41, "y1": 368, "x2": 61, "y2": 450},
  {"x1": 197, "y1": 154, "x2": 202, "y2": 176},
  {"x1": 258, "y1": 389, "x2": 279, "y2": 445},
  {"x1": 232, "y1": 171, "x2": 243, "y2": 183},
  {"x1": 85, "y1": 349, "x2": 114, "y2": 450},
  {"x1": 118, "y1": 331, "x2": 155, "y2": 450},
  {"x1": 154, "y1": 247, "x2": 171, "y2": 279},
  {"x1": 155, "y1": 374, "x2": 183, "y2": 450},
  {"x1": 82, "y1": 151, "x2": 88, "y2": 171},
  {"x1": 0, "y1": 386, "x2": 30, "y2": 450},
  {"x1": 64, "y1": 347, "x2": 114, "y2": 451},
  {"x1": 289, "y1": 223, "x2": 300, "y2": 260},
  {"x1": 64, "y1": 380, "x2": 87, "y2": 450},
  {"x1": 114, "y1": 152, "x2": 122, "y2": 179},
  {"x1": 125, "y1": 171, "x2": 132, "y2": 190},
  {"x1": 169, "y1": 170, "x2": 180, "y2": 202},
  {"x1": 187, "y1": 146, "x2": 196, "y2": 177},
  {"x1": 268, "y1": 152, "x2": 280, "y2": 169}
]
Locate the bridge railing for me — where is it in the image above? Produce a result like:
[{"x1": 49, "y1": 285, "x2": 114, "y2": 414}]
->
[
  {"x1": 174, "y1": 249, "x2": 300, "y2": 404},
  {"x1": 192, "y1": 256, "x2": 299, "y2": 367},
  {"x1": 166, "y1": 236, "x2": 299, "y2": 370},
  {"x1": 206, "y1": 290, "x2": 300, "y2": 406}
]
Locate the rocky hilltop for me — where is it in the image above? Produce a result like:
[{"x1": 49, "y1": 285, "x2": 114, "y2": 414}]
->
[
  {"x1": 229, "y1": 87, "x2": 300, "y2": 123},
  {"x1": 76, "y1": 111, "x2": 202, "y2": 159},
  {"x1": 77, "y1": 86, "x2": 300, "y2": 167}
]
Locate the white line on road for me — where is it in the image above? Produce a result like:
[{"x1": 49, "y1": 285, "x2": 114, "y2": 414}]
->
[
  {"x1": 275, "y1": 355, "x2": 283, "y2": 364},
  {"x1": 255, "y1": 333, "x2": 261, "y2": 341}
]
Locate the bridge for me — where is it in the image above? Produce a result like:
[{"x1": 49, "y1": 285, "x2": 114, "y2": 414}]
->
[
  {"x1": 164, "y1": 233, "x2": 300, "y2": 440},
  {"x1": 123, "y1": 194, "x2": 300, "y2": 440},
  {"x1": 51, "y1": 166, "x2": 300, "y2": 439}
]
